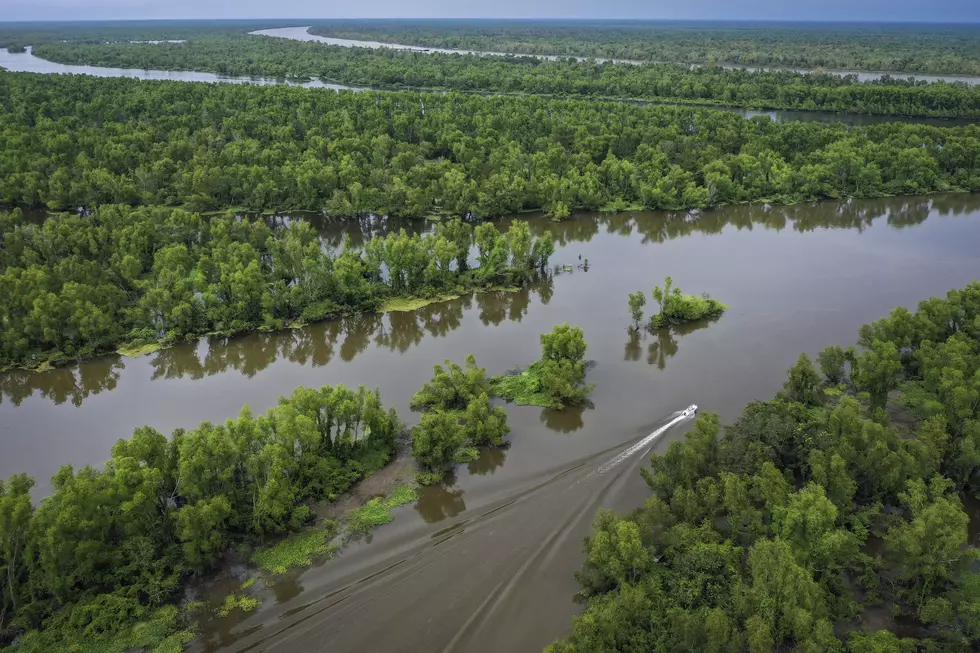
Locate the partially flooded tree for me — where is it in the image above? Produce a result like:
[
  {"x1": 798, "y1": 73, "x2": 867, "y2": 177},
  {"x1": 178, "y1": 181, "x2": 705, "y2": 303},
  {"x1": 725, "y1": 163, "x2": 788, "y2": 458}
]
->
[{"x1": 627, "y1": 291, "x2": 646, "y2": 331}]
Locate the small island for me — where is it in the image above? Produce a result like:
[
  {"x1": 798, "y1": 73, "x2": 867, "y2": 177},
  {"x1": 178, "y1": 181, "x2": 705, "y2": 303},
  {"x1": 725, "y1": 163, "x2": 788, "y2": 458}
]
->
[{"x1": 628, "y1": 276, "x2": 728, "y2": 331}]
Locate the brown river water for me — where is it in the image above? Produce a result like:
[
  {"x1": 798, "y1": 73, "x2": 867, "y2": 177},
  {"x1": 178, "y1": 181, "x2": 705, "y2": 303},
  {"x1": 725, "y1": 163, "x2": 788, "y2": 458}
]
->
[{"x1": 3, "y1": 195, "x2": 980, "y2": 652}]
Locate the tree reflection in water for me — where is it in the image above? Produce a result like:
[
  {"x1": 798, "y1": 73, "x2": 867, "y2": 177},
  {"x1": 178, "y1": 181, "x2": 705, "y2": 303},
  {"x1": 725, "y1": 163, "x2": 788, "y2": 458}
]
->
[
  {"x1": 1, "y1": 193, "x2": 967, "y2": 408},
  {"x1": 414, "y1": 475, "x2": 467, "y2": 524},
  {"x1": 467, "y1": 443, "x2": 509, "y2": 476},
  {"x1": 622, "y1": 316, "x2": 718, "y2": 371}
]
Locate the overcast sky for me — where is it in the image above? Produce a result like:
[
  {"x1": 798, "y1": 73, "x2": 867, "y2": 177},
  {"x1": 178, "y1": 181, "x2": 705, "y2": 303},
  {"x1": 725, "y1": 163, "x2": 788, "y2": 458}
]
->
[{"x1": 1, "y1": 0, "x2": 978, "y2": 23}]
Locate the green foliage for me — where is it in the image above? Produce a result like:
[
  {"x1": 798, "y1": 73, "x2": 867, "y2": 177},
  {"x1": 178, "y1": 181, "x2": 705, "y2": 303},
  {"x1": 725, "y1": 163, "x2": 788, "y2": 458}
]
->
[
  {"x1": 215, "y1": 592, "x2": 260, "y2": 618},
  {"x1": 345, "y1": 484, "x2": 418, "y2": 534},
  {"x1": 818, "y1": 344, "x2": 852, "y2": 384},
  {"x1": 411, "y1": 411, "x2": 466, "y2": 475},
  {"x1": 251, "y1": 525, "x2": 337, "y2": 574},
  {"x1": 411, "y1": 354, "x2": 490, "y2": 412},
  {"x1": 22, "y1": 29, "x2": 980, "y2": 118},
  {"x1": 409, "y1": 354, "x2": 510, "y2": 479},
  {"x1": 0, "y1": 73, "x2": 978, "y2": 240},
  {"x1": 553, "y1": 281, "x2": 980, "y2": 653},
  {"x1": 306, "y1": 20, "x2": 980, "y2": 76},
  {"x1": 12, "y1": 604, "x2": 195, "y2": 653},
  {"x1": 650, "y1": 276, "x2": 728, "y2": 328},
  {"x1": 0, "y1": 204, "x2": 553, "y2": 369},
  {"x1": 627, "y1": 291, "x2": 646, "y2": 330},
  {"x1": 492, "y1": 324, "x2": 594, "y2": 409},
  {"x1": 2, "y1": 383, "x2": 401, "y2": 648},
  {"x1": 782, "y1": 353, "x2": 823, "y2": 405}
]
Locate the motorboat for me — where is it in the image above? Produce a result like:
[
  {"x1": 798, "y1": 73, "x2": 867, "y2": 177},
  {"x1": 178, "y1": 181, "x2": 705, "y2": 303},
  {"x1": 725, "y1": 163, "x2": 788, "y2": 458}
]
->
[{"x1": 681, "y1": 404, "x2": 698, "y2": 418}]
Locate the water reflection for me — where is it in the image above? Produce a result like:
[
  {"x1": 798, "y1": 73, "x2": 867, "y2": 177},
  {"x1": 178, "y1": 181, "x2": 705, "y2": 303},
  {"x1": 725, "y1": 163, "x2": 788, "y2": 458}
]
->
[
  {"x1": 0, "y1": 357, "x2": 123, "y2": 407},
  {"x1": 467, "y1": 443, "x2": 509, "y2": 476},
  {"x1": 149, "y1": 290, "x2": 524, "y2": 383},
  {"x1": 539, "y1": 405, "x2": 587, "y2": 433},
  {"x1": 415, "y1": 477, "x2": 467, "y2": 524},
  {"x1": 624, "y1": 318, "x2": 718, "y2": 371},
  {"x1": 3, "y1": 193, "x2": 978, "y2": 409},
  {"x1": 517, "y1": 193, "x2": 973, "y2": 247}
]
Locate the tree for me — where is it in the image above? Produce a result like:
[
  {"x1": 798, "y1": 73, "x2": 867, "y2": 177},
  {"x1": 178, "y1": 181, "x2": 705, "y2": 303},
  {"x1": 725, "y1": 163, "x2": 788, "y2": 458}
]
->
[
  {"x1": 0, "y1": 474, "x2": 34, "y2": 639},
  {"x1": 412, "y1": 411, "x2": 465, "y2": 475},
  {"x1": 411, "y1": 354, "x2": 490, "y2": 413},
  {"x1": 462, "y1": 393, "x2": 510, "y2": 447},
  {"x1": 883, "y1": 477, "x2": 972, "y2": 610},
  {"x1": 541, "y1": 323, "x2": 588, "y2": 364},
  {"x1": 855, "y1": 340, "x2": 903, "y2": 411},
  {"x1": 818, "y1": 344, "x2": 849, "y2": 384},
  {"x1": 783, "y1": 353, "x2": 822, "y2": 405},
  {"x1": 627, "y1": 291, "x2": 646, "y2": 331}
]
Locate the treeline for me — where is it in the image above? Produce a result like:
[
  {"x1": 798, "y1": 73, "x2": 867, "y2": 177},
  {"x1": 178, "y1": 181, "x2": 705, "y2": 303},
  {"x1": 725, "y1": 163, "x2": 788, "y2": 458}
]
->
[
  {"x1": 307, "y1": 19, "x2": 980, "y2": 76},
  {"x1": 27, "y1": 37, "x2": 980, "y2": 118},
  {"x1": 0, "y1": 20, "x2": 284, "y2": 51},
  {"x1": 0, "y1": 284, "x2": 553, "y2": 408},
  {"x1": 2, "y1": 74, "x2": 980, "y2": 217},
  {"x1": 551, "y1": 282, "x2": 980, "y2": 652},
  {"x1": 0, "y1": 204, "x2": 554, "y2": 369},
  {"x1": 0, "y1": 383, "x2": 401, "y2": 650}
]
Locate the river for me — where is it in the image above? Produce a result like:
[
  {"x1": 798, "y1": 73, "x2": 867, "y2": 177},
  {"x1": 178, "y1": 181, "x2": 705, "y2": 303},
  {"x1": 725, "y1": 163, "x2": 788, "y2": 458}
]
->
[
  {"x1": 0, "y1": 45, "x2": 363, "y2": 90},
  {"x1": 0, "y1": 45, "x2": 973, "y2": 128},
  {"x1": 3, "y1": 194, "x2": 980, "y2": 651},
  {"x1": 253, "y1": 25, "x2": 980, "y2": 86}
]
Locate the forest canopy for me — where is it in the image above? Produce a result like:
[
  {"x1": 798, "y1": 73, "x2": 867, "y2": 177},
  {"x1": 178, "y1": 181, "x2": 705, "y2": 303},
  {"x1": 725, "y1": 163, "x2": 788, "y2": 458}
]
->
[
  {"x1": 2, "y1": 73, "x2": 980, "y2": 221},
  {"x1": 21, "y1": 36, "x2": 980, "y2": 119},
  {"x1": 306, "y1": 19, "x2": 980, "y2": 76},
  {"x1": 551, "y1": 282, "x2": 980, "y2": 652}
]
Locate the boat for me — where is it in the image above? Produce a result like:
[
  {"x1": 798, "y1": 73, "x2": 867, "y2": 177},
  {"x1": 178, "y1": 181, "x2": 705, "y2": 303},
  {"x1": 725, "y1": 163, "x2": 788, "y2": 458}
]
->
[{"x1": 681, "y1": 404, "x2": 698, "y2": 418}]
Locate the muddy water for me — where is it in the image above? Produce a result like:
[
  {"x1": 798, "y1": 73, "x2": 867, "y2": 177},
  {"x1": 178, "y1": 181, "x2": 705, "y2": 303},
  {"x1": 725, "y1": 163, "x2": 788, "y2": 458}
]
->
[{"x1": 4, "y1": 194, "x2": 980, "y2": 651}]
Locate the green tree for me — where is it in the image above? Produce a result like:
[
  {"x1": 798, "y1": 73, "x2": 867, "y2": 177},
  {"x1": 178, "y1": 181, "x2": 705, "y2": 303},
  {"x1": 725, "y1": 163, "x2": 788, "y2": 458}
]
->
[
  {"x1": 627, "y1": 291, "x2": 646, "y2": 331},
  {"x1": 412, "y1": 411, "x2": 465, "y2": 475},
  {"x1": 783, "y1": 353, "x2": 823, "y2": 405},
  {"x1": 855, "y1": 340, "x2": 904, "y2": 411},
  {"x1": 818, "y1": 344, "x2": 849, "y2": 384},
  {"x1": 462, "y1": 393, "x2": 510, "y2": 447}
]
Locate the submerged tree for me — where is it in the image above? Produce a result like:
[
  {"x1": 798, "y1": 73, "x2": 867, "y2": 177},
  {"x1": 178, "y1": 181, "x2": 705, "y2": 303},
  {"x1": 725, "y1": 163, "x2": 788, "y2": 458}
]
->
[
  {"x1": 649, "y1": 276, "x2": 727, "y2": 329},
  {"x1": 627, "y1": 291, "x2": 646, "y2": 331}
]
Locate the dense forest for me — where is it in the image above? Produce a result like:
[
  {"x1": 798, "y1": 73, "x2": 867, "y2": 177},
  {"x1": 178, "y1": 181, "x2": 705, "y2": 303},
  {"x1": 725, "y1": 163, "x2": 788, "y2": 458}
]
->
[
  {"x1": 2, "y1": 73, "x2": 980, "y2": 220},
  {"x1": 0, "y1": 20, "x2": 287, "y2": 51},
  {"x1": 0, "y1": 382, "x2": 403, "y2": 651},
  {"x1": 307, "y1": 20, "x2": 980, "y2": 76},
  {"x1": 0, "y1": 204, "x2": 554, "y2": 369},
  {"x1": 21, "y1": 36, "x2": 980, "y2": 118},
  {"x1": 3, "y1": 20, "x2": 979, "y2": 77},
  {"x1": 550, "y1": 282, "x2": 980, "y2": 652}
]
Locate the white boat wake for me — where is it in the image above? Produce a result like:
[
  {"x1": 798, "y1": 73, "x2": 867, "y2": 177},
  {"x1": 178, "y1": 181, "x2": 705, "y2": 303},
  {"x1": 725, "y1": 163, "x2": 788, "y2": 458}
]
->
[{"x1": 594, "y1": 405, "x2": 697, "y2": 475}]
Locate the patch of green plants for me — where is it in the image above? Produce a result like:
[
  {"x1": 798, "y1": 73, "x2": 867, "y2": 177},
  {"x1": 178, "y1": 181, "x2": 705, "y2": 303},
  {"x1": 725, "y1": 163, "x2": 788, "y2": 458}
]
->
[
  {"x1": 216, "y1": 593, "x2": 260, "y2": 618},
  {"x1": 489, "y1": 362, "x2": 556, "y2": 408},
  {"x1": 14, "y1": 604, "x2": 195, "y2": 653},
  {"x1": 346, "y1": 484, "x2": 419, "y2": 534},
  {"x1": 251, "y1": 523, "x2": 338, "y2": 574},
  {"x1": 415, "y1": 471, "x2": 444, "y2": 486}
]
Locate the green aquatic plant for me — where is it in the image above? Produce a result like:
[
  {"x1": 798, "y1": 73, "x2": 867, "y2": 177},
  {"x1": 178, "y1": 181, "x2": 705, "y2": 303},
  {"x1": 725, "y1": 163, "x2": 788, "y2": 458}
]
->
[
  {"x1": 346, "y1": 484, "x2": 419, "y2": 534},
  {"x1": 251, "y1": 524, "x2": 338, "y2": 574}
]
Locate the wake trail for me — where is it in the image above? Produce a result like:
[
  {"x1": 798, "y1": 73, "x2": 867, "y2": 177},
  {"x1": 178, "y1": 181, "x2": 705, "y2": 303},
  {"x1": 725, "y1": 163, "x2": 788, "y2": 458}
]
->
[{"x1": 593, "y1": 410, "x2": 693, "y2": 475}]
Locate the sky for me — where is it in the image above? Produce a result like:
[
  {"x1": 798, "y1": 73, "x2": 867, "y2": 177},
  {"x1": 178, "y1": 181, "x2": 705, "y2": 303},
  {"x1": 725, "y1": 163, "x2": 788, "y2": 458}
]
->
[{"x1": 1, "y1": 0, "x2": 979, "y2": 23}]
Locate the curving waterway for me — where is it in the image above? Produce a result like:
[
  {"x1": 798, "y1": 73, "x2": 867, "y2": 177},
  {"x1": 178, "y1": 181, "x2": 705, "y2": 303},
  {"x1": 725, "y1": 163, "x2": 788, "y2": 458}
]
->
[
  {"x1": 254, "y1": 25, "x2": 980, "y2": 86},
  {"x1": 0, "y1": 45, "x2": 365, "y2": 90},
  {"x1": 1, "y1": 35, "x2": 976, "y2": 128},
  {"x1": 4, "y1": 194, "x2": 980, "y2": 651}
]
